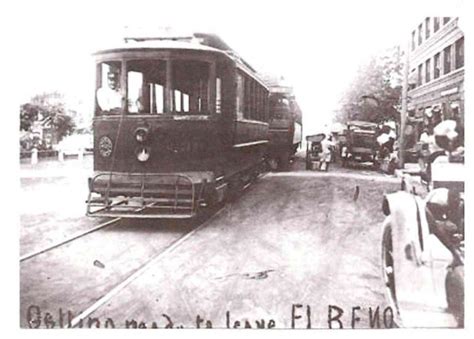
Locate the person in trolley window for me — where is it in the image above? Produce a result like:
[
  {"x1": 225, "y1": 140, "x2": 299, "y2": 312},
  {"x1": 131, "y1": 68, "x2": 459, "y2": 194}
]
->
[{"x1": 97, "y1": 68, "x2": 122, "y2": 113}]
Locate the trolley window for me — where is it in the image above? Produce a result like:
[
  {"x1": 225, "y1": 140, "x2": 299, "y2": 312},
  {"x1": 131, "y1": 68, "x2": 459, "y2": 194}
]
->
[
  {"x1": 95, "y1": 61, "x2": 123, "y2": 115},
  {"x1": 236, "y1": 73, "x2": 244, "y2": 120},
  {"x1": 237, "y1": 71, "x2": 268, "y2": 122},
  {"x1": 126, "y1": 59, "x2": 166, "y2": 114},
  {"x1": 269, "y1": 95, "x2": 291, "y2": 119},
  {"x1": 123, "y1": 59, "x2": 217, "y2": 115},
  {"x1": 172, "y1": 60, "x2": 211, "y2": 115}
]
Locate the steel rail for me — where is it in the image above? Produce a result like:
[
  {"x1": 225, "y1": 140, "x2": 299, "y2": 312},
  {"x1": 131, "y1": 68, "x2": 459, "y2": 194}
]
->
[
  {"x1": 20, "y1": 200, "x2": 167, "y2": 262},
  {"x1": 69, "y1": 205, "x2": 227, "y2": 328},
  {"x1": 19, "y1": 218, "x2": 122, "y2": 262}
]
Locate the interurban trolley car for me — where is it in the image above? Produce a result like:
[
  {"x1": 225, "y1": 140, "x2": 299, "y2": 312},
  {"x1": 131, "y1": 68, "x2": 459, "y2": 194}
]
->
[
  {"x1": 86, "y1": 32, "x2": 274, "y2": 218},
  {"x1": 263, "y1": 75, "x2": 303, "y2": 170}
]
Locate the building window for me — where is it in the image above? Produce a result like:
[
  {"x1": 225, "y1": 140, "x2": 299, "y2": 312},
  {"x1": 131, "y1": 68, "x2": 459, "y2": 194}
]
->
[
  {"x1": 425, "y1": 59, "x2": 431, "y2": 83},
  {"x1": 425, "y1": 17, "x2": 430, "y2": 39},
  {"x1": 434, "y1": 17, "x2": 440, "y2": 32},
  {"x1": 411, "y1": 30, "x2": 416, "y2": 50},
  {"x1": 418, "y1": 23, "x2": 423, "y2": 45},
  {"x1": 417, "y1": 64, "x2": 423, "y2": 86},
  {"x1": 444, "y1": 45, "x2": 451, "y2": 74},
  {"x1": 409, "y1": 69, "x2": 416, "y2": 89},
  {"x1": 443, "y1": 17, "x2": 450, "y2": 24},
  {"x1": 455, "y1": 37, "x2": 464, "y2": 69},
  {"x1": 434, "y1": 52, "x2": 441, "y2": 79}
]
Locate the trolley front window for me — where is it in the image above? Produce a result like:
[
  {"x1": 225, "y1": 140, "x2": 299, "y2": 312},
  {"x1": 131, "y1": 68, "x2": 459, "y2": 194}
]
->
[
  {"x1": 95, "y1": 61, "x2": 123, "y2": 115},
  {"x1": 269, "y1": 95, "x2": 291, "y2": 119},
  {"x1": 126, "y1": 59, "x2": 166, "y2": 114},
  {"x1": 95, "y1": 58, "x2": 220, "y2": 116}
]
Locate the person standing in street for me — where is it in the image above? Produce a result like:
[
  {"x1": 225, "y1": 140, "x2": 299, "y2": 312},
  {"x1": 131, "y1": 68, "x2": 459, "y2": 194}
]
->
[{"x1": 320, "y1": 134, "x2": 335, "y2": 171}]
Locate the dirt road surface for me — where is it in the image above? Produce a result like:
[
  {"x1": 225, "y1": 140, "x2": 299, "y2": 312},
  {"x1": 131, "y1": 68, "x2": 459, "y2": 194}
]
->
[{"x1": 20, "y1": 157, "x2": 400, "y2": 329}]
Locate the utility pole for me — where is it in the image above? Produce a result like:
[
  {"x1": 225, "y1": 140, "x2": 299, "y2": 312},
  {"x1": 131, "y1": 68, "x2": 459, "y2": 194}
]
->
[{"x1": 399, "y1": 39, "x2": 410, "y2": 169}]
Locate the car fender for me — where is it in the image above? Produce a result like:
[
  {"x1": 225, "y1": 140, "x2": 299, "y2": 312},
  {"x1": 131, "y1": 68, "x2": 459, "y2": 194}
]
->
[
  {"x1": 383, "y1": 191, "x2": 429, "y2": 265},
  {"x1": 382, "y1": 191, "x2": 456, "y2": 327}
]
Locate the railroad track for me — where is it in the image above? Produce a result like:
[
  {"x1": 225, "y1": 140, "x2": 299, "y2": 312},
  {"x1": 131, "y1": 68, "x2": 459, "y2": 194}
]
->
[
  {"x1": 19, "y1": 217, "x2": 122, "y2": 262},
  {"x1": 20, "y1": 170, "x2": 268, "y2": 264},
  {"x1": 67, "y1": 174, "x2": 269, "y2": 327},
  {"x1": 20, "y1": 200, "x2": 172, "y2": 262},
  {"x1": 69, "y1": 205, "x2": 227, "y2": 328}
]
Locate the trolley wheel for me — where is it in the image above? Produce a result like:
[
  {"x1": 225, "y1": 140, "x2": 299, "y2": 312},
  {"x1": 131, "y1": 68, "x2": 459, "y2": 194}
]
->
[
  {"x1": 267, "y1": 157, "x2": 279, "y2": 172},
  {"x1": 278, "y1": 151, "x2": 290, "y2": 171}
]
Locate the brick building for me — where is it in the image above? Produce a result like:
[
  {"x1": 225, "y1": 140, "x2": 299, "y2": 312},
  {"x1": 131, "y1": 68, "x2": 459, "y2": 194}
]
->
[{"x1": 405, "y1": 17, "x2": 464, "y2": 150}]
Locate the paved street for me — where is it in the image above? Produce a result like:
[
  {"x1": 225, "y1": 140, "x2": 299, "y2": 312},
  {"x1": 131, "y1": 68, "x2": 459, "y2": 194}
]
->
[{"x1": 20, "y1": 156, "x2": 401, "y2": 329}]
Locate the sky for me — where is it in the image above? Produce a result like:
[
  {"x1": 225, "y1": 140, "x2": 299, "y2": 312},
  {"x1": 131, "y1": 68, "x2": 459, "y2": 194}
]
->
[{"x1": 10, "y1": 0, "x2": 467, "y2": 135}]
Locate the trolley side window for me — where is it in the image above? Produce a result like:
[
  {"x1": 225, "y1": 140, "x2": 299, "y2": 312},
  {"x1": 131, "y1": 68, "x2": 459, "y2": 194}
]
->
[
  {"x1": 236, "y1": 70, "x2": 268, "y2": 122},
  {"x1": 216, "y1": 77, "x2": 222, "y2": 114},
  {"x1": 95, "y1": 61, "x2": 123, "y2": 115},
  {"x1": 236, "y1": 73, "x2": 244, "y2": 120}
]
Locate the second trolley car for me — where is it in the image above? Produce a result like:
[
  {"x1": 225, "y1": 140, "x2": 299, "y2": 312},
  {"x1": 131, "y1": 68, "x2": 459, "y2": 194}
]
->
[{"x1": 262, "y1": 75, "x2": 303, "y2": 170}]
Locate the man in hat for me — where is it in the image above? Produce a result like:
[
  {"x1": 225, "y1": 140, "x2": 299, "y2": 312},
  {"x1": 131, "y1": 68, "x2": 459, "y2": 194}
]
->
[{"x1": 97, "y1": 70, "x2": 122, "y2": 113}]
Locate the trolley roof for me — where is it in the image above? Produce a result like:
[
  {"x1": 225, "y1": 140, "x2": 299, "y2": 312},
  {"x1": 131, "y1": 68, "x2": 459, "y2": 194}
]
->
[
  {"x1": 260, "y1": 73, "x2": 294, "y2": 95},
  {"x1": 94, "y1": 32, "x2": 267, "y2": 87}
]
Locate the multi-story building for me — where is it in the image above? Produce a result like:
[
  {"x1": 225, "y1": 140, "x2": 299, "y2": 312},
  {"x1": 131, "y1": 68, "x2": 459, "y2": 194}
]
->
[{"x1": 406, "y1": 17, "x2": 464, "y2": 148}]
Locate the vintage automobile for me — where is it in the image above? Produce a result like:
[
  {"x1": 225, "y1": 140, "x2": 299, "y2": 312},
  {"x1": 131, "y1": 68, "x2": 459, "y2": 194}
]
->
[
  {"x1": 55, "y1": 129, "x2": 93, "y2": 156},
  {"x1": 381, "y1": 120, "x2": 464, "y2": 328},
  {"x1": 340, "y1": 120, "x2": 378, "y2": 167}
]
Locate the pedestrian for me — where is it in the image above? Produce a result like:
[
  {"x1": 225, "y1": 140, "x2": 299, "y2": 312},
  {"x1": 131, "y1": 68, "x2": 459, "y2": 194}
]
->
[{"x1": 319, "y1": 134, "x2": 335, "y2": 171}]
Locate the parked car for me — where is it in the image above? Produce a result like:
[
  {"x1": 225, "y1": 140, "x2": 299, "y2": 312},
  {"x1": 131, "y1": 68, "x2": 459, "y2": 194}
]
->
[
  {"x1": 55, "y1": 131, "x2": 93, "y2": 156},
  {"x1": 340, "y1": 120, "x2": 378, "y2": 167},
  {"x1": 381, "y1": 120, "x2": 464, "y2": 328}
]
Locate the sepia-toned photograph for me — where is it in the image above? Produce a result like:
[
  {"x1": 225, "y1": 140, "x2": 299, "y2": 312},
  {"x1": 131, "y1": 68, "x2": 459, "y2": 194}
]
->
[{"x1": 13, "y1": 0, "x2": 467, "y2": 332}]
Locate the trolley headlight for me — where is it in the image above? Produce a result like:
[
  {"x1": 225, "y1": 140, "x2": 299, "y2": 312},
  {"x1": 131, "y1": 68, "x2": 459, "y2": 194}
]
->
[
  {"x1": 136, "y1": 147, "x2": 151, "y2": 162},
  {"x1": 98, "y1": 136, "x2": 113, "y2": 158},
  {"x1": 134, "y1": 127, "x2": 149, "y2": 143}
]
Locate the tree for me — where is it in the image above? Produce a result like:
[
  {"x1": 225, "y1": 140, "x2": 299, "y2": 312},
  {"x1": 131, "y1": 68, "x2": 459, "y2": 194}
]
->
[
  {"x1": 20, "y1": 92, "x2": 76, "y2": 142},
  {"x1": 337, "y1": 46, "x2": 403, "y2": 124}
]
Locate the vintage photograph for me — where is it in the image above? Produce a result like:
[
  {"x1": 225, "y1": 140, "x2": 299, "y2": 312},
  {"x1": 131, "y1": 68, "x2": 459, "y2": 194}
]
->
[{"x1": 16, "y1": 0, "x2": 466, "y2": 330}]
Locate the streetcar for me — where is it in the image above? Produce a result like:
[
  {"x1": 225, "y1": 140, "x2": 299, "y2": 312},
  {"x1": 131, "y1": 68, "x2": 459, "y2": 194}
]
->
[
  {"x1": 262, "y1": 75, "x2": 303, "y2": 170},
  {"x1": 86, "y1": 32, "x2": 270, "y2": 218}
]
